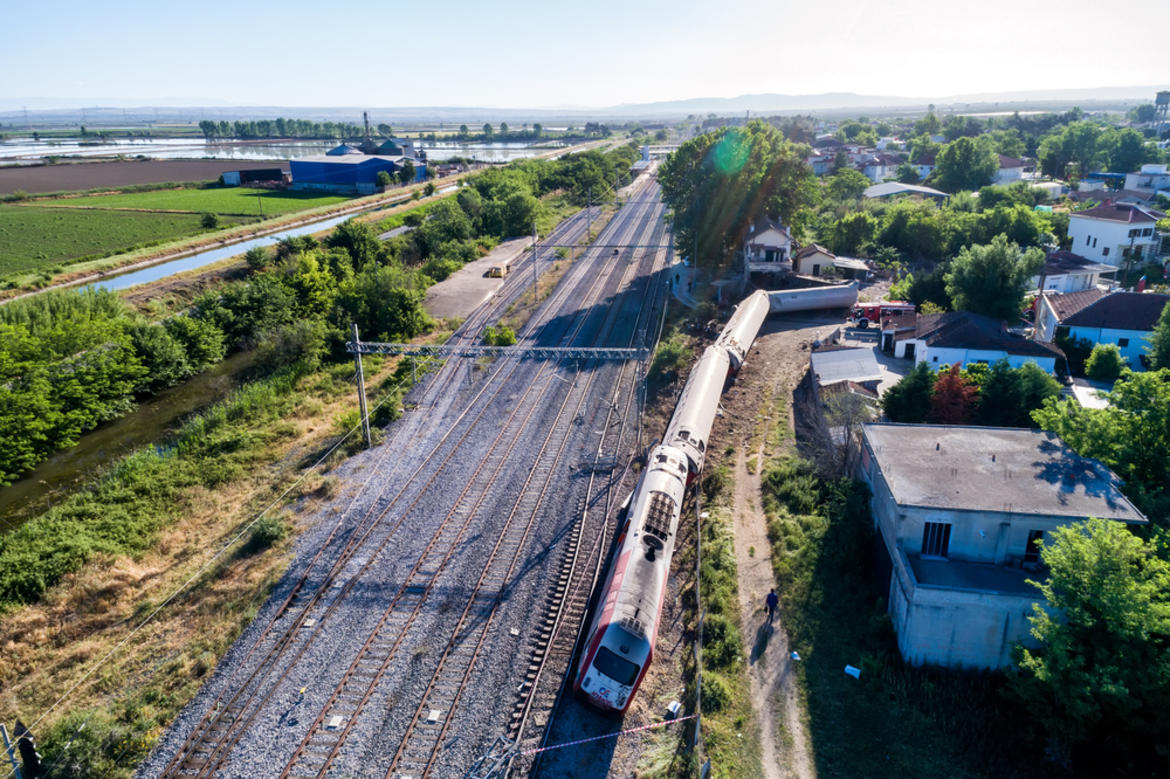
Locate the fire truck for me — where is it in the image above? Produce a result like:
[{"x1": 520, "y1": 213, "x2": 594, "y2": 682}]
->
[{"x1": 848, "y1": 300, "x2": 915, "y2": 329}]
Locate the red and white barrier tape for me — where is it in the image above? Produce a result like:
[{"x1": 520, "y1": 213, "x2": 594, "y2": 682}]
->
[{"x1": 520, "y1": 714, "x2": 697, "y2": 756}]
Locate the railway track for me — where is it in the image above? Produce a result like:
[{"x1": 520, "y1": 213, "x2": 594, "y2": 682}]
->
[{"x1": 154, "y1": 179, "x2": 667, "y2": 778}]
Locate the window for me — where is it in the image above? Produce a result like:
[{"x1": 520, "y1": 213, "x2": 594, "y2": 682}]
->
[
  {"x1": 1103, "y1": 247, "x2": 1109, "y2": 256},
  {"x1": 1142, "y1": 228, "x2": 1153, "y2": 237},
  {"x1": 1025, "y1": 530, "x2": 1044, "y2": 564},
  {"x1": 922, "y1": 522, "x2": 951, "y2": 558},
  {"x1": 1118, "y1": 338, "x2": 1130, "y2": 348},
  {"x1": 594, "y1": 646, "x2": 640, "y2": 686},
  {"x1": 1085, "y1": 235, "x2": 1092, "y2": 246},
  {"x1": 1092, "y1": 238, "x2": 1098, "y2": 248},
  {"x1": 1129, "y1": 228, "x2": 1140, "y2": 238}
]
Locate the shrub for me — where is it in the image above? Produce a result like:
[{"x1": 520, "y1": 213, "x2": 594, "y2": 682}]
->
[
  {"x1": 241, "y1": 514, "x2": 286, "y2": 556},
  {"x1": 1084, "y1": 343, "x2": 1124, "y2": 382},
  {"x1": 200, "y1": 212, "x2": 219, "y2": 229},
  {"x1": 700, "y1": 673, "x2": 732, "y2": 712},
  {"x1": 244, "y1": 246, "x2": 270, "y2": 269},
  {"x1": 701, "y1": 613, "x2": 743, "y2": 668}
]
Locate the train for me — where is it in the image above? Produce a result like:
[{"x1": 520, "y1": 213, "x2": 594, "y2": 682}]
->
[{"x1": 573, "y1": 282, "x2": 858, "y2": 714}]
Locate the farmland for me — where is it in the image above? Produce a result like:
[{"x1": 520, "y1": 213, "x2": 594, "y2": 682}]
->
[
  {"x1": 0, "y1": 160, "x2": 289, "y2": 196},
  {"x1": 36, "y1": 186, "x2": 351, "y2": 216},
  {"x1": 0, "y1": 206, "x2": 247, "y2": 279}
]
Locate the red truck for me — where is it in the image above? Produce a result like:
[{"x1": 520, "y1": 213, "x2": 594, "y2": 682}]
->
[{"x1": 848, "y1": 301, "x2": 915, "y2": 329}]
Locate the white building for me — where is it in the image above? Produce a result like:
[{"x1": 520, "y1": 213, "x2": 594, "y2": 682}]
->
[
  {"x1": 1030, "y1": 250, "x2": 1115, "y2": 294},
  {"x1": 1066, "y1": 203, "x2": 1165, "y2": 266},
  {"x1": 860, "y1": 152, "x2": 903, "y2": 183},
  {"x1": 1060, "y1": 291, "x2": 1170, "y2": 370},
  {"x1": 1124, "y1": 163, "x2": 1170, "y2": 198},
  {"x1": 893, "y1": 311, "x2": 1064, "y2": 373},
  {"x1": 857, "y1": 424, "x2": 1146, "y2": 669},
  {"x1": 994, "y1": 154, "x2": 1027, "y2": 184},
  {"x1": 1033, "y1": 288, "x2": 1106, "y2": 343},
  {"x1": 742, "y1": 216, "x2": 793, "y2": 275}
]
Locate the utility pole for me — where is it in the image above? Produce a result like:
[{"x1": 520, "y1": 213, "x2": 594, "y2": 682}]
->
[
  {"x1": 587, "y1": 187, "x2": 593, "y2": 240},
  {"x1": 532, "y1": 224, "x2": 539, "y2": 306},
  {"x1": 351, "y1": 323, "x2": 372, "y2": 448},
  {"x1": 257, "y1": 194, "x2": 264, "y2": 218},
  {"x1": 1, "y1": 724, "x2": 23, "y2": 779}
]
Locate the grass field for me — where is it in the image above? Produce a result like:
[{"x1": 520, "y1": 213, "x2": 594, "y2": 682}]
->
[
  {"x1": 34, "y1": 186, "x2": 352, "y2": 217},
  {"x1": 0, "y1": 205, "x2": 247, "y2": 278}
]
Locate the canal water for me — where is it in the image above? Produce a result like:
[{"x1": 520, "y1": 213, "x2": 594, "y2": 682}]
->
[
  {"x1": 0, "y1": 137, "x2": 558, "y2": 164},
  {"x1": 0, "y1": 349, "x2": 260, "y2": 529}
]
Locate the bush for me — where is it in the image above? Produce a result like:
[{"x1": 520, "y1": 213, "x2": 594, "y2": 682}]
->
[
  {"x1": 1084, "y1": 343, "x2": 1124, "y2": 382},
  {"x1": 482, "y1": 324, "x2": 517, "y2": 346},
  {"x1": 700, "y1": 673, "x2": 732, "y2": 713},
  {"x1": 701, "y1": 613, "x2": 743, "y2": 668},
  {"x1": 241, "y1": 514, "x2": 286, "y2": 556},
  {"x1": 200, "y1": 212, "x2": 219, "y2": 229},
  {"x1": 244, "y1": 246, "x2": 270, "y2": 269}
]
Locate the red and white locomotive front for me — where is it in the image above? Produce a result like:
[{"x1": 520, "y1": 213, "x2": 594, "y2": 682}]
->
[{"x1": 575, "y1": 445, "x2": 689, "y2": 713}]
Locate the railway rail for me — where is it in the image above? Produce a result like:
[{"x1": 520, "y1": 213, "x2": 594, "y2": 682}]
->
[{"x1": 152, "y1": 176, "x2": 670, "y2": 778}]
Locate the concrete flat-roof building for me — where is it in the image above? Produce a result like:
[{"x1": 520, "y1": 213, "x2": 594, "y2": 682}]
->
[{"x1": 858, "y1": 424, "x2": 1145, "y2": 669}]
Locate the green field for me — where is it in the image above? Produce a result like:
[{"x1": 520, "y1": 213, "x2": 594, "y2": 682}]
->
[
  {"x1": 0, "y1": 206, "x2": 247, "y2": 278},
  {"x1": 37, "y1": 186, "x2": 352, "y2": 217}
]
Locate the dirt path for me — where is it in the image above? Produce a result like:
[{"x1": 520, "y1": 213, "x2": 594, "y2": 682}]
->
[
  {"x1": 720, "y1": 317, "x2": 844, "y2": 779},
  {"x1": 732, "y1": 442, "x2": 815, "y2": 779}
]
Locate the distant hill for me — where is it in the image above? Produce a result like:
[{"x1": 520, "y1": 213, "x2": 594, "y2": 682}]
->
[{"x1": 1, "y1": 85, "x2": 1165, "y2": 124}]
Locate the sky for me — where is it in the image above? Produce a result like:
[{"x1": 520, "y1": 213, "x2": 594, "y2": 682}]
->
[{"x1": 3, "y1": 0, "x2": 1169, "y2": 109}]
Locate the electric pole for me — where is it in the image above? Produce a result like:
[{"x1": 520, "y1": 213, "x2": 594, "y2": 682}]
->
[
  {"x1": 532, "y1": 224, "x2": 539, "y2": 306},
  {"x1": 351, "y1": 324, "x2": 371, "y2": 448}
]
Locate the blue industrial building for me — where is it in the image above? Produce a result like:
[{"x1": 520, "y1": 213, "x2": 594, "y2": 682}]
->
[{"x1": 289, "y1": 155, "x2": 426, "y2": 195}]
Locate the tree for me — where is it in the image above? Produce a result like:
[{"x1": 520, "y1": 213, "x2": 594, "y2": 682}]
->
[
  {"x1": 1031, "y1": 369, "x2": 1170, "y2": 521},
  {"x1": 376, "y1": 122, "x2": 392, "y2": 137},
  {"x1": 1013, "y1": 518, "x2": 1170, "y2": 774},
  {"x1": 825, "y1": 168, "x2": 870, "y2": 201},
  {"x1": 1129, "y1": 104, "x2": 1157, "y2": 124},
  {"x1": 1147, "y1": 301, "x2": 1170, "y2": 370},
  {"x1": 975, "y1": 359, "x2": 1060, "y2": 426},
  {"x1": 482, "y1": 123, "x2": 493, "y2": 138},
  {"x1": 658, "y1": 121, "x2": 817, "y2": 269},
  {"x1": 1085, "y1": 343, "x2": 1125, "y2": 382},
  {"x1": 944, "y1": 234, "x2": 1044, "y2": 321},
  {"x1": 397, "y1": 160, "x2": 416, "y2": 186},
  {"x1": 532, "y1": 122, "x2": 542, "y2": 137},
  {"x1": 932, "y1": 136, "x2": 998, "y2": 192},
  {"x1": 928, "y1": 364, "x2": 977, "y2": 423},
  {"x1": 376, "y1": 170, "x2": 393, "y2": 188},
  {"x1": 128, "y1": 322, "x2": 192, "y2": 392},
  {"x1": 894, "y1": 162, "x2": 921, "y2": 183},
  {"x1": 200, "y1": 212, "x2": 219, "y2": 229},
  {"x1": 459, "y1": 124, "x2": 469, "y2": 137},
  {"x1": 913, "y1": 110, "x2": 941, "y2": 137},
  {"x1": 499, "y1": 122, "x2": 509, "y2": 136},
  {"x1": 244, "y1": 246, "x2": 270, "y2": 270},
  {"x1": 881, "y1": 361, "x2": 935, "y2": 422}
]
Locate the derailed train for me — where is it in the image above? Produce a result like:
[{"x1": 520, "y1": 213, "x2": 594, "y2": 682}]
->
[{"x1": 574, "y1": 284, "x2": 856, "y2": 714}]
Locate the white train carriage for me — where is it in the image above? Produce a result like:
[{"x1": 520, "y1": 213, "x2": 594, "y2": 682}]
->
[
  {"x1": 715, "y1": 290, "x2": 770, "y2": 373},
  {"x1": 574, "y1": 445, "x2": 689, "y2": 713},
  {"x1": 662, "y1": 345, "x2": 729, "y2": 476}
]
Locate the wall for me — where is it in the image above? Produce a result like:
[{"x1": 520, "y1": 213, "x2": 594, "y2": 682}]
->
[
  {"x1": 915, "y1": 344, "x2": 1056, "y2": 373},
  {"x1": 1067, "y1": 325, "x2": 1154, "y2": 369},
  {"x1": 1068, "y1": 216, "x2": 1159, "y2": 265},
  {"x1": 888, "y1": 550, "x2": 1040, "y2": 668}
]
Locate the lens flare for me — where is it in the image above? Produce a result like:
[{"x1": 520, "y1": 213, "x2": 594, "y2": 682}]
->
[{"x1": 711, "y1": 129, "x2": 750, "y2": 175}]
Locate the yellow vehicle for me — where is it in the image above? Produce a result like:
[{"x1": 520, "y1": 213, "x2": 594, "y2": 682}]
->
[{"x1": 486, "y1": 260, "x2": 511, "y2": 278}]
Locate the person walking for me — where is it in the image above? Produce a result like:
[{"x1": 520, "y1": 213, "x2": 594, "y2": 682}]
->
[{"x1": 766, "y1": 588, "x2": 779, "y2": 625}]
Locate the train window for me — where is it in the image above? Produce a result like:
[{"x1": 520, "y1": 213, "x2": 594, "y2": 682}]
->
[{"x1": 595, "y1": 647, "x2": 640, "y2": 686}]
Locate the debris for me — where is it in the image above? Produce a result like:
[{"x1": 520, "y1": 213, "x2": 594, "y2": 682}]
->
[
  {"x1": 790, "y1": 651, "x2": 801, "y2": 661},
  {"x1": 666, "y1": 701, "x2": 682, "y2": 719},
  {"x1": 844, "y1": 664, "x2": 861, "y2": 679}
]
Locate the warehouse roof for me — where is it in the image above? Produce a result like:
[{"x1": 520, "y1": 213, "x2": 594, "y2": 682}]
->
[
  {"x1": 291, "y1": 154, "x2": 407, "y2": 166},
  {"x1": 863, "y1": 181, "x2": 948, "y2": 199},
  {"x1": 861, "y1": 424, "x2": 1146, "y2": 522},
  {"x1": 810, "y1": 347, "x2": 883, "y2": 387}
]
